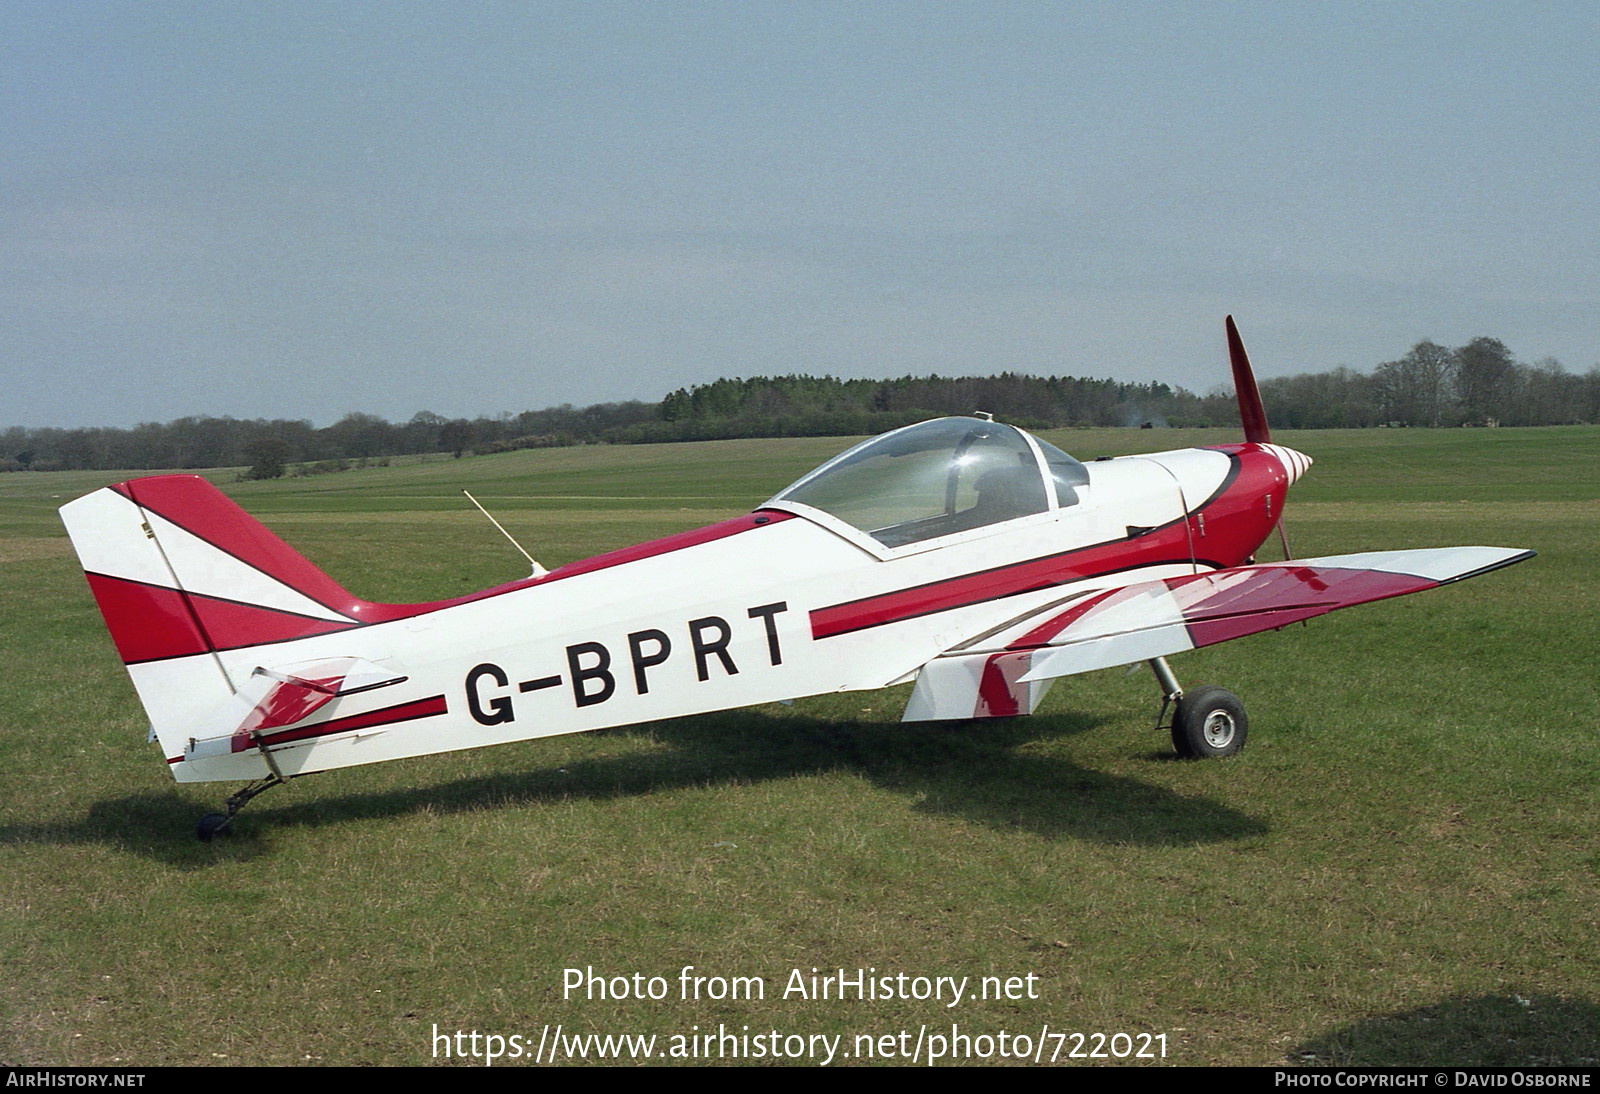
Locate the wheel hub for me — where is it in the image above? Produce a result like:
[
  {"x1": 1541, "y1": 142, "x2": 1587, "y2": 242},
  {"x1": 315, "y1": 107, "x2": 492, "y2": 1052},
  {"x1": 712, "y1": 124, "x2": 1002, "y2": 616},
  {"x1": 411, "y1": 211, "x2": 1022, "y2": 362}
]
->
[{"x1": 1201, "y1": 710, "x2": 1236, "y2": 748}]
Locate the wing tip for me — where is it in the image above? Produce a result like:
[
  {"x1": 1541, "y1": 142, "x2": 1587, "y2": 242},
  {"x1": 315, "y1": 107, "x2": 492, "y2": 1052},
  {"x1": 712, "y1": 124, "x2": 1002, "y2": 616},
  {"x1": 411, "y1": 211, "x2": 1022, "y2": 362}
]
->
[{"x1": 1435, "y1": 548, "x2": 1536, "y2": 585}]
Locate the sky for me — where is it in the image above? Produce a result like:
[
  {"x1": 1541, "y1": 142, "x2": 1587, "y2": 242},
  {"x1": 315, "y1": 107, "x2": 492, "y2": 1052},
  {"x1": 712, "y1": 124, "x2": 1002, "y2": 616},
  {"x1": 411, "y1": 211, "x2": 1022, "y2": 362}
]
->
[{"x1": 3, "y1": 1, "x2": 1597, "y2": 428}]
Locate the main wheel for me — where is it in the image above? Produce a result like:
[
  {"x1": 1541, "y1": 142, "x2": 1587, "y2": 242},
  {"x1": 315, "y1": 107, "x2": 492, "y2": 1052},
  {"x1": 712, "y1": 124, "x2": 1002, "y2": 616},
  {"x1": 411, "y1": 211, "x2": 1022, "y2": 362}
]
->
[{"x1": 1171, "y1": 686, "x2": 1247, "y2": 759}]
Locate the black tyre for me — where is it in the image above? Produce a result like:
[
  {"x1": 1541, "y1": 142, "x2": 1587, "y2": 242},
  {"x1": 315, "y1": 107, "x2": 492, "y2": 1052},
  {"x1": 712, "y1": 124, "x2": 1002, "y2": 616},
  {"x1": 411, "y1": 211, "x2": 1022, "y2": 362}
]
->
[
  {"x1": 196, "y1": 812, "x2": 232, "y2": 842},
  {"x1": 1171, "y1": 686, "x2": 1247, "y2": 759}
]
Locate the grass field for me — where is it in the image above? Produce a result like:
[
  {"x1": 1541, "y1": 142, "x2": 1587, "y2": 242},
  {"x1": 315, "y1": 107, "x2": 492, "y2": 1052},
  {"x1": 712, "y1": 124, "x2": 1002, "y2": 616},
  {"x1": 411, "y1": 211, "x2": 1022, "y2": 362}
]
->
[{"x1": 2, "y1": 426, "x2": 1597, "y2": 1067}]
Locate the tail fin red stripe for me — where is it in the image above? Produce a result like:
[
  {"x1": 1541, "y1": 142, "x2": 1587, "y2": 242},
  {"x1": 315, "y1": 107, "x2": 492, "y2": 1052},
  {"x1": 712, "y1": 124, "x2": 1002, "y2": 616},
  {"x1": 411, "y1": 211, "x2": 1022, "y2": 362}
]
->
[
  {"x1": 189, "y1": 594, "x2": 358, "y2": 655},
  {"x1": 84, "y1": 574, "x2": 211, "y2": 662},
  {"x1": 85, "y1": 573, "x2": 359, "y2": 664}
]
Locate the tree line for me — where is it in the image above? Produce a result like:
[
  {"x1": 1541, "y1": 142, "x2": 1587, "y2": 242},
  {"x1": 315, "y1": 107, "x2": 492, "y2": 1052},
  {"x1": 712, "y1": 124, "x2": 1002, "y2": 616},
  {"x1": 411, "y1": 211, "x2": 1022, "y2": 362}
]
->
[
  {"x1": 1263, "y1": 337, "x2": 1599, "y2": 429},
  {"x1": 5, "y1": 336, "x2": 1596, "y2": 474},
  {"x1": 0, "y1": 403, "x2": 657, "y2": 476}
]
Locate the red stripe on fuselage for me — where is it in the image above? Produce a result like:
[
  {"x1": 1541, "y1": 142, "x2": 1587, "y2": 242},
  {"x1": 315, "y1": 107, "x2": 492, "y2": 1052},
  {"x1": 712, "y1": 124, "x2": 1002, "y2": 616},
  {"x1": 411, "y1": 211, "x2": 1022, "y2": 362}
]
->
[
  {"x1": 810, "y1": 525, "x2": 1200, "y2": 640},
  {"x1": 171, "y1": 694, "x2": 450, "y2": 765},
  {"x1": 250, "y1": 694, "x2": 448, "y2": 750}
]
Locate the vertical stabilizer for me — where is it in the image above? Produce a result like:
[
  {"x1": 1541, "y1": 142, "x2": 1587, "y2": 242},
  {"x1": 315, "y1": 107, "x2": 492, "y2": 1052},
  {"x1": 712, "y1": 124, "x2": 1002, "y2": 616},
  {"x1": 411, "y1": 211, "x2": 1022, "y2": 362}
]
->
[{"x1": 59, "y1": 475, "x2": 364, "y2": 764}]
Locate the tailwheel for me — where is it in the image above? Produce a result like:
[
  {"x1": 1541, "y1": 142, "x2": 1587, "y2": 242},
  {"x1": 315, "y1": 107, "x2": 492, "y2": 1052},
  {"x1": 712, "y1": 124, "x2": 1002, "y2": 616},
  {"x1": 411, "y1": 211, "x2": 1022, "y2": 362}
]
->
[
  {"x1": 194, "y1": 773, "x2": 287, "y2": 842},
  {"x1": 1171, "y1": 685, "x2": 1247, "y2": 759}
]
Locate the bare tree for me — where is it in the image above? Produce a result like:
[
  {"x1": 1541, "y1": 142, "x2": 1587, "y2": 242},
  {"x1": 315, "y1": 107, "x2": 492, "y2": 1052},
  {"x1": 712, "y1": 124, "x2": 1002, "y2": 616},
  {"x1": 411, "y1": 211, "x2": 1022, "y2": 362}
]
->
[
  {"x1": 1455, "y1": 337, "x2": 1517, "y2": 425},
  {"x1": 1374, "y1": 340, "x2": 1456, "y2": 426}
]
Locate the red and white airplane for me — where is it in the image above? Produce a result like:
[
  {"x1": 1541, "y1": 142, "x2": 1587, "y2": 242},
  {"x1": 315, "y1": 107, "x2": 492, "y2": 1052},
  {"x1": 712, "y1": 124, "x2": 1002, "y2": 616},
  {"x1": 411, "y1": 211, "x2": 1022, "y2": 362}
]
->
[{"x1": 60, "y1": 319, "x2": 1532, "y2": 839}]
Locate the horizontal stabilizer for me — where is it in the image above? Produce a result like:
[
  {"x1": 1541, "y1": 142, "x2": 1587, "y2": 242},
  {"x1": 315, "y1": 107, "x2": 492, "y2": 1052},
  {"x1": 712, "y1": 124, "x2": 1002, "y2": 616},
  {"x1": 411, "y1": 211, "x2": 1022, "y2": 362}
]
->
[{"x1": 184, "y1": 657, "x2": 406, "y2": 761}]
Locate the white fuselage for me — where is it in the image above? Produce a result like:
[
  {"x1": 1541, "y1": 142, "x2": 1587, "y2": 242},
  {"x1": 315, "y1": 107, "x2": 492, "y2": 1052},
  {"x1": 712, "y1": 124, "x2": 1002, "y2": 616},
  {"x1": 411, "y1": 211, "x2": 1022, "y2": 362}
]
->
[{"x1": 155, "y1": 446, "x2": 1240, "y2": 782}]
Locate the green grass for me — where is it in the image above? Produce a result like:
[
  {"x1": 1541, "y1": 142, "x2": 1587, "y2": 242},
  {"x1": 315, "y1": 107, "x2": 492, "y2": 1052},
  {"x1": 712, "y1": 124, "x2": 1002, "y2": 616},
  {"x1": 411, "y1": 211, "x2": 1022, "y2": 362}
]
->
[{"x1": 2, "y1": 426, "x2": 1597, "y2": 1066}]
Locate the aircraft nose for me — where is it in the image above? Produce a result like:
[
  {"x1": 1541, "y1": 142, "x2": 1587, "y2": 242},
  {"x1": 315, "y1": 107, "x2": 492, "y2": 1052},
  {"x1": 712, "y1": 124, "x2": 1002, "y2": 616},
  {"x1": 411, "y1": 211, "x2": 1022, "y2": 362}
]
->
[{"x1": 1262, "y1": 443, "x2": 1312, "y2": 486}]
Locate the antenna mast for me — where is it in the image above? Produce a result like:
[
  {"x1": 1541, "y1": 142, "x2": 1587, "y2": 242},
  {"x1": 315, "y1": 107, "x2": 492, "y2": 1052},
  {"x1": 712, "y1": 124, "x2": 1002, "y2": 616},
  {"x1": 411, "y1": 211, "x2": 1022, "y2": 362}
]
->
[{"x1": 462, "y1": 491, "x2": 547, "y2": 576}]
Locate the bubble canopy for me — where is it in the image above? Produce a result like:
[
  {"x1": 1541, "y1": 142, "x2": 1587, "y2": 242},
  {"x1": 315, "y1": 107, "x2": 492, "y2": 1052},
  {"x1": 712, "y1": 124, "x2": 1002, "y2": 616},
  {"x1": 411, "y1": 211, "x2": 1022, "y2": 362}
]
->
[{"x1": 767, "y1": 417, "x2": 1090, "y2": 549}]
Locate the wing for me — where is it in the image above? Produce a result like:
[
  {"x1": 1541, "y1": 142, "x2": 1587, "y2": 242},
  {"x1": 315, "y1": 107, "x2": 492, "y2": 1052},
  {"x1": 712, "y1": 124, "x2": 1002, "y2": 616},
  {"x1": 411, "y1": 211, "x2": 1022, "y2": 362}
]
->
[{"x1": 902, "y1": 546, "x2": 1533, "y2": 721}]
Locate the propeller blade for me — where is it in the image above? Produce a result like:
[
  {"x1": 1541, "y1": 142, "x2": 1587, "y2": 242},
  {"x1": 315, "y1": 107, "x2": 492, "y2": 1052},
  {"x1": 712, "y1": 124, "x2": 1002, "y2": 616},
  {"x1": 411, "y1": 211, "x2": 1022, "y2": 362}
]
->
[{"x1": 1226, "y1": 315, "x2": 1272, "y2": 444}]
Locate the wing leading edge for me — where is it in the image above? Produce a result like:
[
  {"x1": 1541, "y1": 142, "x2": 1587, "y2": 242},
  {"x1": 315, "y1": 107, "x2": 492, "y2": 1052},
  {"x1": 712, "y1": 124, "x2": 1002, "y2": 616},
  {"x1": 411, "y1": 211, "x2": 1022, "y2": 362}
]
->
[{"x1": 902, "y1": 546, "x2": 1534, "y2": 721}]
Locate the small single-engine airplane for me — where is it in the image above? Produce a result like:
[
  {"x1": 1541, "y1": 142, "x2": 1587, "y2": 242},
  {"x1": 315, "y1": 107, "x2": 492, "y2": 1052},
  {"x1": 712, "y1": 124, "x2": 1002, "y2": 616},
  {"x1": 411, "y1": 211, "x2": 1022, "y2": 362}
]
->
[{"x1": 61, "y1": 319, "x2": 1531, "y2": 840}]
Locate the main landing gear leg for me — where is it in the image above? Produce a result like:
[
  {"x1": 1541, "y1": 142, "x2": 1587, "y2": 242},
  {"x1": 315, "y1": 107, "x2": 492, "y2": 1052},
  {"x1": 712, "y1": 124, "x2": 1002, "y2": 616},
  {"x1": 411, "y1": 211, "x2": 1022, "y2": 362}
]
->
[{"x1": 1147, "y1": 657, "x2": 1248, "y2": 759}]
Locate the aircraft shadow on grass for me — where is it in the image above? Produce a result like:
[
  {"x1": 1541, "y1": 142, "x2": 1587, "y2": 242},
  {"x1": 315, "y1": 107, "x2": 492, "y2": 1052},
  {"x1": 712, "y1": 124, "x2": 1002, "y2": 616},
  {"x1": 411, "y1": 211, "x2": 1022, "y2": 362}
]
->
[
  {"x1": 24, "y1": 707, "x2": 1266, "y2": 865},
  {"x1": 1292, "y1": 993, "x2": 1600, "y2": 1067}
]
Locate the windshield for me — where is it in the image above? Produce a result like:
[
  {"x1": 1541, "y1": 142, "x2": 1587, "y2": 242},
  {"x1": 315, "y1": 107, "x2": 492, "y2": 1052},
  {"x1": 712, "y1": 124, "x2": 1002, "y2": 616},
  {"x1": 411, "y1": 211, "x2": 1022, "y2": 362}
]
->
[
  {"x1": 1034, "y1": 436, "x2": 1091, "y2": 507},
  {"x1": 772, "y1": 417, "x2": 1069, "y2": 548}
]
